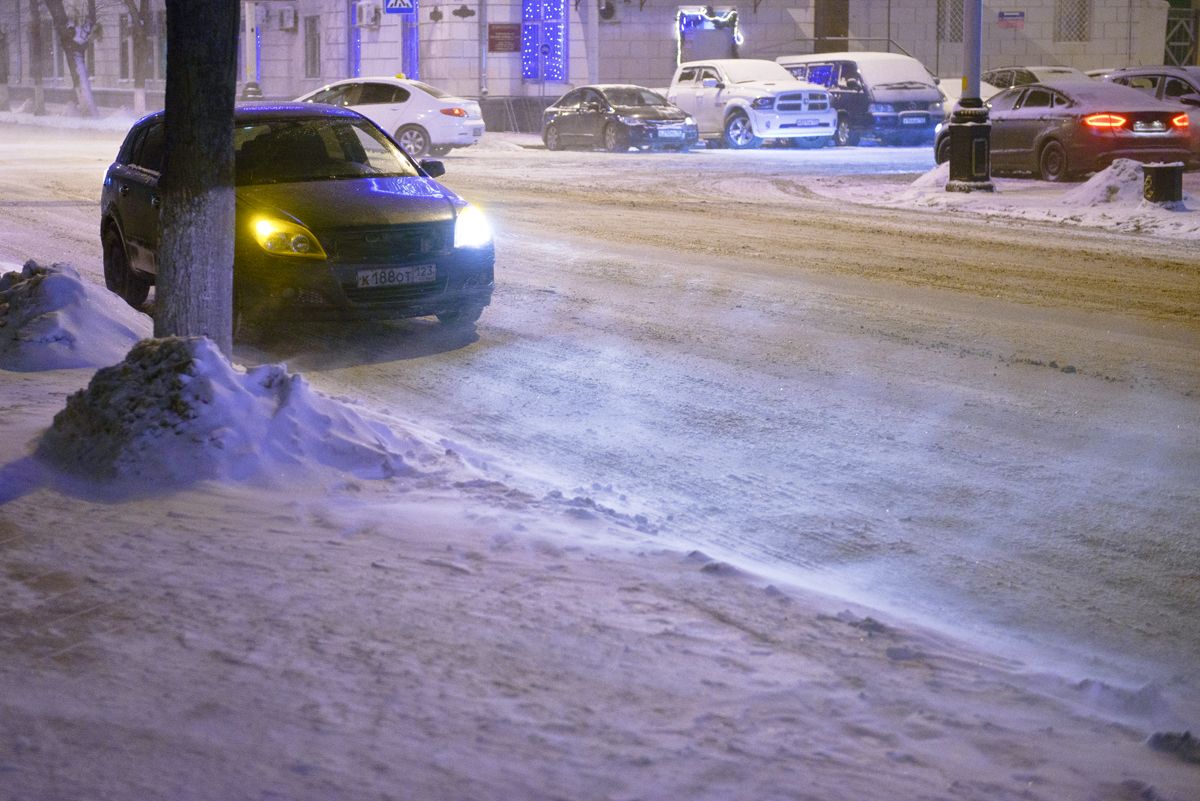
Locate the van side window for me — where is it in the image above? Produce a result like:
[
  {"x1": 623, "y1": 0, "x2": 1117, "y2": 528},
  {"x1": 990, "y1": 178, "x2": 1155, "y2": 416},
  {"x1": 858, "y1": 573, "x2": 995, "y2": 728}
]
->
[
  {"x1": 677, "y1": 67, "x2": 698, "y2": 83},
  {"x1": 785, "y1": 65, "x2": 806, "y2": 80},
  {"x1": 805, "y1": 63, "x2": 837, "y2": 88},
  {"x1": 837, "y1": 63, "x2": 861, "y2": 89}
]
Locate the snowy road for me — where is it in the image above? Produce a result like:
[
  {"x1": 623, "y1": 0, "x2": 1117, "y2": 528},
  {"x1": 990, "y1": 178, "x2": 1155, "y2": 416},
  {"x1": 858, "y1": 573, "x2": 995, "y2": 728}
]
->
[{"x1": 4, "y1": 124, "x2": 1199, "y2": 713}]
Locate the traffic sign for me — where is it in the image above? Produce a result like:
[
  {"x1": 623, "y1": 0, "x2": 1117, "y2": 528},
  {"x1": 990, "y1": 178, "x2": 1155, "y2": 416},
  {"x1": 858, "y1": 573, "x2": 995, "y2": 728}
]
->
[{"x1": 385, "y1": 0, "x2": 416, "y2": 13}]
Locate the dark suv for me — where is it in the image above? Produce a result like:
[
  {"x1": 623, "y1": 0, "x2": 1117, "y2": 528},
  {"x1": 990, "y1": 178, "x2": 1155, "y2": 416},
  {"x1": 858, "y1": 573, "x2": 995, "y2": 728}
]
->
[{"x1": 100, "y1": 103, "x2": 495, "y2": 328}]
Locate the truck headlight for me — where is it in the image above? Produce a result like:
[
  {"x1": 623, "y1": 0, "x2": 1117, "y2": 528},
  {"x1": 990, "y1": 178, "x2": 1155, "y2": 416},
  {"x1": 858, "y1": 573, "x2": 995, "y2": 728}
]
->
[
  {"x1": 751, "y1": 97, "x2": 775, "y2": 110},
  {"x1": 252, "y1": 217, "x2": 326, "y2": 259},
  {"x1": 454, "y1": 204, "x2": 492, "y2": 248}
]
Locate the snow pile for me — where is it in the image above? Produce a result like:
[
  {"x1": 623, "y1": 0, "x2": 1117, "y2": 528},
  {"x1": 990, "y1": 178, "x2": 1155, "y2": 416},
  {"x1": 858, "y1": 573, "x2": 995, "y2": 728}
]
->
[
  {"x1": 0, "y1": 260, "x2": 152, "y2": 371},
  {"x1": 36, "y1": 336, "x2": 435, "y2": 484},
  {"x1": 1061, "y1": 158, "x2": 1150, "y2": 207},
  {"x1": 906, "y1": 159, "x2": 949, "y2": 190}
]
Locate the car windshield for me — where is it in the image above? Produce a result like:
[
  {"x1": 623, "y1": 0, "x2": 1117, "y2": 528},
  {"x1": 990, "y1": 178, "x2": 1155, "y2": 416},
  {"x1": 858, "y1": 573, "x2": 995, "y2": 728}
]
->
[
  {"x1": 234, "y1": 117, "x2": 420, "y2": 185},
  {"x1": 603, "y1": 87, "x2": 670, "y2": 107},
  {"x1": 408, "y1": 80, "x2": 453, "y2": 99},
  {"x1": 721, "y1": 61, "x2": 797, "y2": 84},
  {"x1": 856, "y1": 58, "x2": 937, "y2": 89}
]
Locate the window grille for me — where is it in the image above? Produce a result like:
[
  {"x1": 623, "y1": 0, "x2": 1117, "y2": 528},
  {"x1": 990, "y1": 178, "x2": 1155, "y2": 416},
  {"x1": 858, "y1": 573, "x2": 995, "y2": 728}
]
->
[
  {"x1": 937, "y1": 0, "x2": 963, "y2": 44},
  {"x1": 1055, "y1": 0, "x2": 1090, "y2": 42}
]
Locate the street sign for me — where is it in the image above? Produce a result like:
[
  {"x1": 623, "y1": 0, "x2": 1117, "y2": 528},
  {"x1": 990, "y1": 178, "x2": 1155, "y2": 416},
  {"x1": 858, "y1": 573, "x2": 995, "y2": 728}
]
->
[
  {"x1": 997, "y1": 11, "x2": 1025, "y2": 29},
  {"x1": 385, "y1": 0, "x2": 417, "y2": 13}
]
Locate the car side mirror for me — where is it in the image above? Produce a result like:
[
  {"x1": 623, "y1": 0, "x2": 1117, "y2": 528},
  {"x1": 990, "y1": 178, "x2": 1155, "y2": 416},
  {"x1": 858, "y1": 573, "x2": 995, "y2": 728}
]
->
[
  {"x1": 701, "y1": 78, "x2": 719, "y2": 89},
  {"x1": 843, "y1": 78, "x2": 863, "y2": 92},
  {"x1": 1179, "y1": 93, "x2": 1200, "y2": 107},
  {"x1": 419, "y1": 159, "x2": 445, "y2": 178}
]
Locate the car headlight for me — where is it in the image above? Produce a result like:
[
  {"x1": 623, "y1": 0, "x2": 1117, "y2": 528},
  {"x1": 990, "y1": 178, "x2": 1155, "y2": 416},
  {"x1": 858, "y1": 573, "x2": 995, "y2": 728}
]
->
[
  {"x1": 616, "y1": 115, "x2": 645, "y2": 126},
  {"x1": 454, "y1": 204, "x2": 492, "y2": 249},
  {"x1": 868, "y1": 103, "x2": 895, "y2": 114},
  {"x1": 684, "y1": 115, "x2": 696, "y2": 126},
  {"x1": 929, "y1": 101, "x2": 944, "y2": 112},
  {"x1": 252, "y1": 217, "x2": 326, "y2": 259},
  {"x1": 750, "y1": 97, "x2": 775, "y2": 110}
]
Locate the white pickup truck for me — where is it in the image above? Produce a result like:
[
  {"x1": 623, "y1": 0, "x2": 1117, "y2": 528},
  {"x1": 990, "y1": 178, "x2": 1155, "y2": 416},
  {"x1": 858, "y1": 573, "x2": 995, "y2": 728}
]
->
[{"x1": 666, "y1": 59, "x2": 837, "y2": 149}]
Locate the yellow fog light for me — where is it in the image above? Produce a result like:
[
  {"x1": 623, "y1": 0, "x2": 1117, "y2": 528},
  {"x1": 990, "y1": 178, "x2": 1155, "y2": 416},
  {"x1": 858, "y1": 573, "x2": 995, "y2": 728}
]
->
[{"x1": 252, "y1": 217, "x2": 327, "y2": 259}]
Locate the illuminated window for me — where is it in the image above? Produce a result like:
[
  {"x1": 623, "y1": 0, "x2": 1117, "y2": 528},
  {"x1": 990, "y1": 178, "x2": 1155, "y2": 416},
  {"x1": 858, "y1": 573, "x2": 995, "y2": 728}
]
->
[{"x1": 522, "y1": 0, "x2": 568, "y2": 82}]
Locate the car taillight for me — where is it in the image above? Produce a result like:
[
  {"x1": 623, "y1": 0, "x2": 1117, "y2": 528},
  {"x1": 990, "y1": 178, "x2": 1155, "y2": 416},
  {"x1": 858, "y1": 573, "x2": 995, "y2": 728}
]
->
[
  {"x1": 1083, "y1": 113, "x2": 1126, "y2": 128},
  {"x1": 1172, "y1": 113, "x2": 1190, "y2": 129},
  {"x1": 440, "y1": 107, "x2": 468, "y2": 117}
]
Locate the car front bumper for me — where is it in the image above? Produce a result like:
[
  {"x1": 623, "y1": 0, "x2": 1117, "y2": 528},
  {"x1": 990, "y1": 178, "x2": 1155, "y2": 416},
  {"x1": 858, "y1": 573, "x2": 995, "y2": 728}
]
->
[
  {"x1": 748, "y1": 108, "x2": 837, "y2": 139},
  {"x1": 235, "y1": 244, "x2": 495, "y2": 322},
  {"x1": 625, "y1": 123, "x2": 700, "y2": 149}
]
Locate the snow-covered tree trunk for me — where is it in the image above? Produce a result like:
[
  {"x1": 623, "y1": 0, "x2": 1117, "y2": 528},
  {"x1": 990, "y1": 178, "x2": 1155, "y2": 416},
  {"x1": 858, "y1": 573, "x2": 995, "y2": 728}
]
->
[
  {"x1": 40, "y1": 0, "x2": 99, "y2": 117},
  {"x1": 154, "y1": 0, "x2": 239, "y2": 356}
]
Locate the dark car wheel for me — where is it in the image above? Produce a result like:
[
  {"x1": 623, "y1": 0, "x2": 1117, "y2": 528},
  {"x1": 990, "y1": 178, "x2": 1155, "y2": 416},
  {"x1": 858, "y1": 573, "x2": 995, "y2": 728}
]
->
[
  {"x1": 436, "y1": 305, "x2": 485, "y2": 326},
  {"x1": 103, "y1": 227, "x2": 150, "y2": 309},
  {"x1": 723, "y1": 112, "x2": 761, "y2": 149},
  {"x1": 833, "y1": 115, "x2": 860, "y2": 147},
  {"x1": 1038, "y1": 140, "x2": 1069, "y2": 181},
  {"x1": 935, "y1": 135, "x2": 951, "y2": 165},
  {"x1": 544, "y1": 124, "x2": 562, "y2": 151},
  {"x1": 395, "y1": 125, "x2": 431, "y2": 157},
  {"x1": 604, "y1": 123, "x2": 628, "y2": 153}
]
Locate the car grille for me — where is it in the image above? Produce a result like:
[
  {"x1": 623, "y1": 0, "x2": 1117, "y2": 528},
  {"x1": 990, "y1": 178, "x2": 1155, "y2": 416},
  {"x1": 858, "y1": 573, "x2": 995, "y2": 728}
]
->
[
  {"x1": 343, "y1": 276, "x2": 448, "y2": 305},
  {"x1": 324, "y1": 222, "x2": 453, "y2": 265},
  {"x1": 892, "y1": 101, "x2": 930, "y2": 112},
  {"x1": 776, "y1": 92, "x2": 829, "y2": 112}
]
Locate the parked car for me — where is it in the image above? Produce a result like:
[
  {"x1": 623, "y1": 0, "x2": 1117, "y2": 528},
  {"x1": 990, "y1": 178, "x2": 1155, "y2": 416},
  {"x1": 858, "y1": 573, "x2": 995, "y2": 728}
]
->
[
  {"x1": 100, "y1": 104, "x2": 495, "y2": 328},
  {"x1": 1105, "y1": 65, "x2": 1200, "y2": 106},
  {"x1": 937, "y1": 76, "x2": 1002, "y2": 115},
  {"x1": 776, "y1": 52, "x2": 944, "y2": 146},
  {"x1": 666, "y1": 59, "x2": 836, "y2": 149},
  {"x1": 934, "y1": 79, "x2": 1193, "y2": 180},
  {"x1": 294, "y1": 76, "x2": 484, "y2": 157},
  {"x1": 981, "y1": 65, "x2": 1089, "y2": 90},
  {"x1": 541, "y1": 84, "x2": 699, "y2": 152}
]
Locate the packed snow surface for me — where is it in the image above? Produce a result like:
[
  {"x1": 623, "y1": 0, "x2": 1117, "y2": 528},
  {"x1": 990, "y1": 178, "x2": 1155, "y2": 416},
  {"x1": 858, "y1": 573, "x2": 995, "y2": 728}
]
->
[
  {"x1": 1, "y1": 120, "x2": 1199, "y2": 800},
  {"x1": 0, "y1": 260, "x2": 151, "y2": 371}
]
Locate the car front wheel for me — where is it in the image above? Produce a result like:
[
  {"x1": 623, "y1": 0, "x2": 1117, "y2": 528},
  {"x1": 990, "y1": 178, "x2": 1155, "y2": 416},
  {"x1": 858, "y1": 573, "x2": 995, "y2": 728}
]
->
[
  {"x1": 604, "y1": 123, "x2": 628, "y2": 153},
  {"x1": 1038, "y1": 140, "x2": 1069, "y2": 181},
  {"x1": 395, "y1": 125, "x2": 431, "y2": 158},
  {"x1": 723, "y1": 112, "x2": 761, "y2": 149},
  {"x1": 102, "y1": 227, "x2": 150, "y2": 309},
  {"x1": 833, "y1": 115, "x2": 859, "y2": 147},
  {"x1": 544, "y1": 124, "x2": 562, "y2": 151}
]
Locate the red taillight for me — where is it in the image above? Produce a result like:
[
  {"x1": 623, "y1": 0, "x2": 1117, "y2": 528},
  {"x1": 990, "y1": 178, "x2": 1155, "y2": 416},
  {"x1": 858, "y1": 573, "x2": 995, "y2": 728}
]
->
[
  {"x1": 440, "y1": 107, "x2": 468, "y2": 117},
  {"x1": 1084, "y1": 113, "x2": 1127, "y2": 128},
  {"x1": 1172, "y1": 113, "x2": 1190, "y2": 129}
]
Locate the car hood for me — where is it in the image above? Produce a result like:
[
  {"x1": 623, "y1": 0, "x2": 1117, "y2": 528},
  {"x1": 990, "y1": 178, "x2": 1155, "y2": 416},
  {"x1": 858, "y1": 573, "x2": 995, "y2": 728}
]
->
[
  {"x1": 613, "y1": 105, "x2": 690, "y2": 121},
  {"x1": 236, "y1": 176, "x2": 460, "y2": 229},
  {"x1": 732, "y1": 80, "x2": 814, "y2": 96}
]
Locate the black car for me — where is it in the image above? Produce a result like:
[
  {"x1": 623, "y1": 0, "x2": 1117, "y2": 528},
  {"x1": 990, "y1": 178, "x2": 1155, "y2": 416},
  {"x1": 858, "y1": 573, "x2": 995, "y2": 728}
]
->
[
  {"x1": 542, "y1": 84, "x2": 699, "y2": 153},
  {"x1": 100, "y1": 103, "x2": 495, "y2": 328},
  {"x1": 934, "y1": 79, "x2": 1193, "y2": 180}
]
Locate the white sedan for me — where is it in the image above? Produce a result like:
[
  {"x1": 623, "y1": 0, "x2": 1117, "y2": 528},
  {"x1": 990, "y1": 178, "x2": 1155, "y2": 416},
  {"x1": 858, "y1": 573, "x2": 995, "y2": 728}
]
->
[{"x1": 294, "y1": 76, "x2": 484, "y2": 157}]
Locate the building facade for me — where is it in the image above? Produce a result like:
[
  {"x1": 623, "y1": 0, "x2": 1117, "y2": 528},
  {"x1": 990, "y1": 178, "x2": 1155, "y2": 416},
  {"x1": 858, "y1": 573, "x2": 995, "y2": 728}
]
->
[{"x1": 0, "y1": 0, "x2": 1193, "y2": 114}]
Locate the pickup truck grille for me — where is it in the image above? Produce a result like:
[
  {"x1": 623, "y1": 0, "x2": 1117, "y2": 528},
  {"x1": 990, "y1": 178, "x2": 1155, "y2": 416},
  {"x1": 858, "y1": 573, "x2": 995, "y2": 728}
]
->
[{"x1": 776, "y1": 92, "x2": 829, "y2": 112}]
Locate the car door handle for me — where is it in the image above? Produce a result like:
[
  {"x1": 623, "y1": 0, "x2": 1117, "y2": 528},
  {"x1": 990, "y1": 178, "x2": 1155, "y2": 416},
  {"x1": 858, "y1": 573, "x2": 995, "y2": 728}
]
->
[{"x1": 150, "y1": 196, "x2": 161, "y2": 209}]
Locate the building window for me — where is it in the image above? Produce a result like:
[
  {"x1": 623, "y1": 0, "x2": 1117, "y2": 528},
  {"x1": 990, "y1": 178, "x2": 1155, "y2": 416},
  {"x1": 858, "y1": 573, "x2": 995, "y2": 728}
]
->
[
  {"x1": 304, "y1": 16, "x2": 321, "y2": 78},
  {"x1": 1055, "y1": 0, "x2": 1090, "y2": 42},
  {"x1": 521, "y1": 0, "x2": 568, "y2": 82},
  {"x1": 937, "y1": 0, "x2": 963, "y2": 43}
]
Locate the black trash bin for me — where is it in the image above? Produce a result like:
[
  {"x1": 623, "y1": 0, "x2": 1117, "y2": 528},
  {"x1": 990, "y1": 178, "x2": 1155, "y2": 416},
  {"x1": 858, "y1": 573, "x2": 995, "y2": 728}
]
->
[{"x1": 1143, "y1": 162, "x2": 1184, "y2": 203}]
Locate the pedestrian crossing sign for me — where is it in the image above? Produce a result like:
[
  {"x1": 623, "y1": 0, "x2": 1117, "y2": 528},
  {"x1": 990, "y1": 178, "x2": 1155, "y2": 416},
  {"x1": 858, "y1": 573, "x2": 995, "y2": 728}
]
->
[{"x1": 385, "y1": 0, "x2": 416, "y2": 12}]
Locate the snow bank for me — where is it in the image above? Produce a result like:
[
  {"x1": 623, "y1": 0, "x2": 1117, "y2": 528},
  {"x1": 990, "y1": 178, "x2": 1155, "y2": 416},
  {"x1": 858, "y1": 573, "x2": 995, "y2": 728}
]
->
[
  {"x1": 0, "y1": 261, "x2": 151, "y2": 371},
  {"x1": 36, "y1": 336, "x2": 436, "y2": 485},
  {"x1": 1061, "y1": 158, "x2": 1149, "y2": 207}
]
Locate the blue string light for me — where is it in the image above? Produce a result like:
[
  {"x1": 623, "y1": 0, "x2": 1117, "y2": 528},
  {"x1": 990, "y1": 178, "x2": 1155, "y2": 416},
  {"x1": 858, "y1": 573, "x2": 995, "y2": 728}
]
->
[{"x1": 521, "y1": 0, "x2": 568, "y2": 82}]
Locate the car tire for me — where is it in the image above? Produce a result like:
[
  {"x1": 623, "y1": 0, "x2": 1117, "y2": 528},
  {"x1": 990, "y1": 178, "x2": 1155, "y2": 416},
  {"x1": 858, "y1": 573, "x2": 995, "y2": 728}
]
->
[
  {"x1": 603, "y1": 123, "x2": 628, "y2": 153},
  {"x1": 395, "y1": 125, "x2": 431, "y2": 158},
  {"x1": 833, "y1": 115, "x2": 860, "y2": 147},
  {"x1": 435, "y1": 305, "x2": 485, "y2": 326},
  {"x1": 723, "y1": 112, "x2": 761, "y2": 149},
  {"x1": 544, "y1": 124, "x2": 562, "y2": 151},
  {"x1": 102, "y1": 226, "x2": 150, "y2": 309},
  {"x1": 935, "y1": 136, "x2": 951, "y2": 165},
  {"x1": 1038, "y1": 140, "x2": 1069, "y2": 181}
]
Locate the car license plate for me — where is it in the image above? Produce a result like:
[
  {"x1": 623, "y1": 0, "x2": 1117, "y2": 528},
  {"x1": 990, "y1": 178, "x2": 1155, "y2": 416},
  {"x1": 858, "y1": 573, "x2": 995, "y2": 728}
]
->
[
  {"x1": 657, "y1": 128, "x2": 684, "y2": 139},
  {"x1": 795, "y1": 118, "x2": 819, "y2": 127},
  {"x1": 472, "y1": 127, "x2": 483, "y2": 136},
  {"x1": 902, "y1": 116, "x2": 926, "y2": 125},
  {"x1": 356, "y1": 264, "x2": 436, "y2": 289}
]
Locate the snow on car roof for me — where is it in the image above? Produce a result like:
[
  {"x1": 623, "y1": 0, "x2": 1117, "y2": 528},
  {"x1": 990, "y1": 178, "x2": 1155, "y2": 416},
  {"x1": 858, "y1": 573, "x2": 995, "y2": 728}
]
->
[{"x1": 1037, "y1": 78, "x2": 1186, "y2": 107}]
